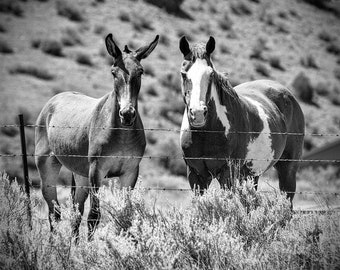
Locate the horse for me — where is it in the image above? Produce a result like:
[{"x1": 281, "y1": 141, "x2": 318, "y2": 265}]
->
[
  {"x1": 178, "y1": 36, "x2": 304, "y2": 204},
  {"x1": 35, "y1": 33, "x2": 159, "y2": 240}
]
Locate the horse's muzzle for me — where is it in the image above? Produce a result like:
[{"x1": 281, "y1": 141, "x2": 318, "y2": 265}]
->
[
  {"x1": 119, "y1": 106, "x2": 136, "y2": 126},
  {"x1": 188, "y1": 106, "x2": 207, "y2": 128}
]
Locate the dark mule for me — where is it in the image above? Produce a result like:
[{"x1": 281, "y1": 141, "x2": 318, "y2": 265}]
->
[
  {"x1": 179, "y1": 36, "x2": 304, "y2": 204},
  {"x1": 35, "y1": 33, "x2": 159, "y2": 239}
]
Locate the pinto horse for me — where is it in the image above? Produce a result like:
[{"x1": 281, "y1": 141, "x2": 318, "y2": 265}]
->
[
  {"x1": 35, "y1": 33, "x2": 159, "y2": 239},
  {"x1": 179, "y1": 36, "x2": 304, "y2": 203}
]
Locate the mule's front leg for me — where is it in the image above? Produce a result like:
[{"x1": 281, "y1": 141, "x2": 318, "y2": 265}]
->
[{"x1": 88, "y1": 160, "x2": 102, "y2": 241}]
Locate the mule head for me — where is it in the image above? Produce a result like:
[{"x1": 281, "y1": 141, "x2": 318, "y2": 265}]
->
[
  {"x1": 179, "y1": 36, "x2": 216, "y2": 128},
  {"x1": 105, "y1": 33, "x2": 159, "y2": 126}
]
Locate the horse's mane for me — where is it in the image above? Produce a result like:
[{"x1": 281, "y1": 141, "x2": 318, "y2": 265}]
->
[{"x1": 212, "y1": 71, "x2": 239, "y2": 104}]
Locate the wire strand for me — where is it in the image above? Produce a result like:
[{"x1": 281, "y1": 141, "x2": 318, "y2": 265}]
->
[
  {"x1": 1, "y1": 123, "x2": 339, "y2": 137},
  {"x1": 0, "y1": 153, "x2": 339, "y2": 163}
]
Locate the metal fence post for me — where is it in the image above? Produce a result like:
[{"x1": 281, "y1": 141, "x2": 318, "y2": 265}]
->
[{"x1": 18, "y1": 114, "x2": 32, "y2": 229}]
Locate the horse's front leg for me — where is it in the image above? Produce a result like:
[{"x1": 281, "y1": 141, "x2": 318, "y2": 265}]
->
[
  {"x1": 87, "y1": 160, "x2": 102, "y2": 241},
  {"x1": 187, "y1": 166, "x2": 212, "y2": 195}
]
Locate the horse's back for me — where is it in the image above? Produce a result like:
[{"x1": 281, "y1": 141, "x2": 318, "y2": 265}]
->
[{"x1": 235, "y1": 79, "x2": 304, "y2": 133}]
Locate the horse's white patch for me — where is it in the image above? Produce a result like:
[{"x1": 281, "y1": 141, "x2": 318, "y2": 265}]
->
[
  {"x1": 187, "y1": 59, "x2": 212, "y2": 110},
  {"x1": 210, "y1": 84, "x2": 230, "y2": 136},
  {"x1": 180, "y1": 108, "x2": 190, "y2": 142},
  {"x1": 244, "y1": 97, "x2": 274, "y2": 175}
]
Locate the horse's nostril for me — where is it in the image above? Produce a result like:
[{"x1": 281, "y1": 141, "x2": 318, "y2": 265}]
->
[{"x1": 203, "y1": 106, "x2": 208, "y2": 117}]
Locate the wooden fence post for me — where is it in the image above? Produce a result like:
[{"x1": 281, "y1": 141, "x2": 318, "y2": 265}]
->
[{"x1": 18, "y1": 114, "x2": 32, "y2": 229}]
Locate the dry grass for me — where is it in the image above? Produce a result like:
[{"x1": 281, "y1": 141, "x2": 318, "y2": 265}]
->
[{"x1": 9, "y1": 64, "x2": 55, "y2": 81}]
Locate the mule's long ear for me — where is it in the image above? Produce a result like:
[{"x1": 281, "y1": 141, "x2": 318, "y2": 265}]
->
[
  {"x1": 206, "y1": 36, "x2": 215, "y2": 56},
  {"x1": 135, "y1": 35, "x2": 159, "y2": 61},
  {"x1": 179, "y1": 36, "x2": 191, "y2": 58},
  {"x1": 105, "y1": 33, "x2": 122, "y2": 59}
]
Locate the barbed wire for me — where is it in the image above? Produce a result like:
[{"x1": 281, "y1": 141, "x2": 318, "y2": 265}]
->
[
  {"x1": 0, "y1": 152, "x2": 339, "y2": 163},
  {"x1": 1, "y1": 123, "x2": 339, "y2": 137}
]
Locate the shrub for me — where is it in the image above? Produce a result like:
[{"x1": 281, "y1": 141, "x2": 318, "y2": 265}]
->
[
  {"x1": 219, "y1": 12, "x2": 233, "y2": 31},
  {"x1": 144, "y1": 0, "x2": 184, "y2": 14},
  {"x1": 0, "y1": 23, "x2": 6, "y2": 33},
  {"x1": 230, "y1": 1, "x2": 252, "y2": 16},
  {"x1": 220, "y1": 44, "x2": 231, "y2": 54},
  {"x1": 330, "y1": 86, "x2": 340, "y2": 106},
  {"x1": 131, "y1": 14, "x2": 153, "y2": 32},
  {"x1": 146, "y1": 84, "x2": 158, "y2": 96},
  {"x1": 326, "y1": 42, "x2": 340, "y2": 55},
  {"x1": 0, "y1": 39, "x2": 13, "y2": 54},
  {"x1": 254, "y1": 62, "x2": 270, "y2": 77},
  {"x1": 56, "y1": 0, "x2": 84, "y2": 22},
  {"x1": 159, "y1": 34, "x2": 170, "y2": 46},
  {"x1": 300, "y1": 54, "x2": 318, "y2": 69},
  {"x1": 118, "y1": 11, "x2": 130, "y2": 22},
  {"x1": 276, "y1": 22, "x2": 289, "y2": 33},
  {"x1": 40, "y1": 39, "x2": 63, "y2": 57},
  {"x1": 61, "y1": 27, "x2": 83, "y2": 46},
  {"x1": 93, "y1": 24, "x2": 107, "y2": 35},
  {"x1": 143, "y1": 64, "x2": 155, "y2": 77},
  {"x1": 250, "y1": 37, "x2": 267, "y2": 60},
  {"x1": 0, "y1": 1, "x2": 23, "y2": 17},
  {"x1": 302, "y1": 0, "x2": 330, "y2": 9},
  {"x1": 158, "y1": 138, "x2": 186, "y2": 176},
  {"x1": 314, "y1": 81, "x2": 330, "y2": 96},
  {"x1": 291, "y1": 72, "x2": 318, "y2": 106},
  {"x1": 159, "y1": 71, "x2": 181, "y2": 93},
  {"x1": 269, "y1": 55, "x2": 285, "y2": 70},
  {"x1": 318, "y1": 30, "x2": 335, "y2": 42},
  {"x1": 75, "y1": 52, "x2": 93, "y2": 66},
  {"x1": 9, "y1": 64, "x2": 55, "y2": 80},
  {"x1": 334, "y1": 67, "x2": 340, "y2": 81}
]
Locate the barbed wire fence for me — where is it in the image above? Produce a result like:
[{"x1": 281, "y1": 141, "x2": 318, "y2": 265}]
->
[{"x1": 1, "y1": 115, "x2": 340, "y2": 228}]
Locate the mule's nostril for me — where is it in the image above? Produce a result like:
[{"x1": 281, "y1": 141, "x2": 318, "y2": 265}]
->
[
  {"x1": 119, "y1": 110, "x2": 123, "y2": 118},
  {"x1": 203, "y1": 106, "x2": 208, "y2": 117}
]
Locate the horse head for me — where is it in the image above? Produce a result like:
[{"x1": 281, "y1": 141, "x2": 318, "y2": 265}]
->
[
  {"x1": 179, "y1": 36, "x2": 216, "y2": 128},
  {"x1": 105, "y1": 33, "x2": 159, "y2": 126}
]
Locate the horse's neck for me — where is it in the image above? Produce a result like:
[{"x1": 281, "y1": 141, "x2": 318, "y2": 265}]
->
[{"x1": 209, "y1": 79, "x2": 245, "y2": 132}]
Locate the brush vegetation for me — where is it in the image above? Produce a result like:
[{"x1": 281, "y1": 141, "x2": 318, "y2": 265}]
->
[{"x1": 0, "y1": 174, "x2": 339, "y2": 269}]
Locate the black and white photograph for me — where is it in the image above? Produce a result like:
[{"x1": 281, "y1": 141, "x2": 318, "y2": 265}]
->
[{"x1": 0, "y1": 0, "x2": 339, "y2": 269}]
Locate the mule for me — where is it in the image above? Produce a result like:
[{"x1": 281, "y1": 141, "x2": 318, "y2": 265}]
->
[
  {"x1": 35, "y1": 33, "x2": 159, "y2": 239},
  {"x1": 179, "y1": 36, "x2": 304, "y2": 204}
]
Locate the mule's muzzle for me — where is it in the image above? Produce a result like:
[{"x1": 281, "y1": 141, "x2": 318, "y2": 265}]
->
[
  {"x1": 119, "y1": 106, "x2": 136, "y2": 126},
  {"x1": 188, "y1": 106, "x2": 208, "y2": 127}
]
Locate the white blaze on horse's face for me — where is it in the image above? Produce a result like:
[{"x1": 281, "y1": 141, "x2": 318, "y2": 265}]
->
[{"x1": 186, "y1": 59, "x2": 213, "y2": 127}]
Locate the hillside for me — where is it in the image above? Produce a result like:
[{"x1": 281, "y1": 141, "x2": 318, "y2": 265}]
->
[{"x1": 0, "y1": 0, "x2": 339, "y2": 199}]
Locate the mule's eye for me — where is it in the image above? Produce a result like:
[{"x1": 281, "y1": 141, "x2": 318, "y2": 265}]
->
[{"x1": 181, "y1": 72, "x2": 187, "y2": 80}]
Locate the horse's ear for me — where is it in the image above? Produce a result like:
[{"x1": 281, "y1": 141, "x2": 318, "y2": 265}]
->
[
  {"x1": 206, "y1": 36, "x2": 215, "y2": 56},
  {"x1": 105, "y1": 33, "x2": 122, "y2": 59},
  {"x1": 135, "y1": 35, "x2": 159, "y2": 61},
  {"x1": 179, "y1": 36, "x2": 191, "y2": 57}
]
